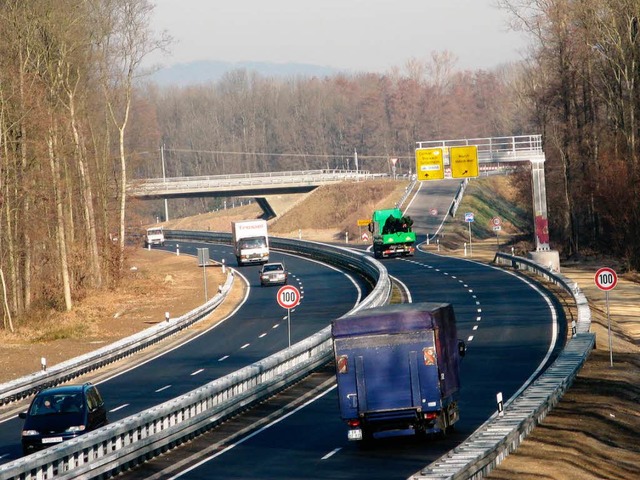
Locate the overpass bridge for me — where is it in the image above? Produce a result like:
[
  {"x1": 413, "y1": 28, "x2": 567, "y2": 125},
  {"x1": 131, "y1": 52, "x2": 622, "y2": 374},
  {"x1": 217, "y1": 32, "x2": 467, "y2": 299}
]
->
[{"x1": 127, "y1": 169, "x2": 385, "y2": 219}]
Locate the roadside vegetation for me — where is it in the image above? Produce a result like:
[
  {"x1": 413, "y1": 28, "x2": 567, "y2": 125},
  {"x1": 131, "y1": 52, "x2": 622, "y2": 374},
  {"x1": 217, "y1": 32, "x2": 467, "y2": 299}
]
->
[{"x1": 1, "y1": 1, "x2": 638, "y2": 336}]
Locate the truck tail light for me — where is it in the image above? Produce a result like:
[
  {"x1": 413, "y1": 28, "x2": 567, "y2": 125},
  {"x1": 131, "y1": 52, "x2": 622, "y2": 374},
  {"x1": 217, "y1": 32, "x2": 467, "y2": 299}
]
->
[
  {"x1": 337, "y1": 355, "x2": 348, "y2": 374},
  {"x1": 424, "y1": 412, "x2": 438, "y2": 420},
  {"x1": 347, "y1": 419, "x2": 361, "y2": 428}
]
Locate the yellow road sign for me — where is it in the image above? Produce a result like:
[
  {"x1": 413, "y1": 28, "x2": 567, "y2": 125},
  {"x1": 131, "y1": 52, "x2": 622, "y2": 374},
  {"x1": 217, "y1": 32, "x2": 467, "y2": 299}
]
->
[
  {"x1": 415, "y1": 148, "x2": 444, "y2": 181},
  {"x1": 450, "y1": 145, "x2": 479, "y2": 178},
  {"x1": 357, "y1": 219, "x2": 370, "y2": 227}
]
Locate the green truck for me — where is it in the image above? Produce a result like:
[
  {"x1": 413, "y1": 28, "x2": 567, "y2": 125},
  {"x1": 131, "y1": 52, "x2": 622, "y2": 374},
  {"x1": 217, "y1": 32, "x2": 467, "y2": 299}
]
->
[{"x1": 368, "y1": 208, "x2": 416, "y2": 258}]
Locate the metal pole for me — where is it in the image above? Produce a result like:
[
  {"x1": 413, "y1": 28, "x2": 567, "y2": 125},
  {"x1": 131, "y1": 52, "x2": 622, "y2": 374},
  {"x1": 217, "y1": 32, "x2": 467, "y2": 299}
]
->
[
  {"x1": 203, "y1": 262, "x2": 208, "y2": 302},
  {"x1": 287, "y1": 309, "x2": 291, "y2": 348},
  {"x1": 606, "y1": 291, "x2": 613, "y2": 367},
  {"x1": 468, "y1": 222, "x2": 472, "y2": 255},
  {"x1": 161, "y1": 145, "x2": 169, "y2": 222}
]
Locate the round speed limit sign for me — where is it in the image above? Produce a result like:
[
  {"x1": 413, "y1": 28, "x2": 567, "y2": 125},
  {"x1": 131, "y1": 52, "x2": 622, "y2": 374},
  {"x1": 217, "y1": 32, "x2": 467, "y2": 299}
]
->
[
  {"x1": 277, "y1": 285, "x2": 301, "y2": 309},
  {"x1": 594, "y1": 267, "x2": 618, "y2": 291}
]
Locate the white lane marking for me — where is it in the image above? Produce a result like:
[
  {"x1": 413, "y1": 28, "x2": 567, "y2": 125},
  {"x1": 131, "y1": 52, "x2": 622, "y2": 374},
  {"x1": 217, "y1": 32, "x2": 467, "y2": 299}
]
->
[
  {"x1": 169, "y1": 386, "x2": 338, "y2": 479},
  {"x1": 322, "y1": 447, "x2": 342, "y2": 460},
  {"x1": 468, "y1": 289, "x2": 474, "y2": 293},
  {"x1": 451, "y1": 276, "x2": 457, "y2": 279},
  {"x1": 272, "y1": 323, "x2": 280, "y2": 329},
  {"x1": 473, "y1": 325, "x2": 478, "y2": 331},
  {"x1": 476, "y1": 301, "x2": 481, "y2": 305},
  {"x1": 241, "y1": 343, "x2": 250, "y2": 349},
  {"x1": 467, "y1": 336, "x2": 474, "y2": 342},
  {"x1": 476, "y1": 317, "x2": 482, "y2": 321},
  {"x1": 390, "y1": 276, "x2": 412, "y2": 304},
  {"x1": 477, "y1": 308, "x2": 482, "y2": 313},
  {"x1": 218, "y1": 355, "x2": 229, "y2": 362},
  {"x1": 155, "y1": 385, "x2": 171, "y2": 393},
  {"x1": 191, "y1": 369, "x2": 204, "y2": 376},
  {"x1": 109, "y1": 404, "x2": 129, "y2": 413},
  {"x1": 259, "y1": 333, "x2": 267, "y2": 338}
]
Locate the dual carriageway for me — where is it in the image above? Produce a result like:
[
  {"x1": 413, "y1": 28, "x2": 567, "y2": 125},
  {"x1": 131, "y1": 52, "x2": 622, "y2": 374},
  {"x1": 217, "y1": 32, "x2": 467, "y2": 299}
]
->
[{"x1": 0, "y1": 135, "x2": 593, "y2": 479}]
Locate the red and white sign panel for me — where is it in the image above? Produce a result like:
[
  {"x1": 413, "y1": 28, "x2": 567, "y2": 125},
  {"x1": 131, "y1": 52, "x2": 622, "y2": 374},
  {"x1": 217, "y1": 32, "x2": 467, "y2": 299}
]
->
[
  {"x1": 594, "y1": 267, "x2": 618, "y2": 291},
  {"x1": 277, "y1": 285, "x2": 301, "y2": 309},
  {"x1": 492, "y1": 217, "x2": 502, "y2": 227}
]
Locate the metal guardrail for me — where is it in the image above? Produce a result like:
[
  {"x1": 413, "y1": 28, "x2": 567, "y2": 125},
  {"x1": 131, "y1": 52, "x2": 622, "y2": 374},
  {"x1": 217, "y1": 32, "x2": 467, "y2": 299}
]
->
[
  {"x1": 0, "y1": 271, "x2": 235, "y2": 407},
  {"x1": 409, "y1": 253, "x2": 595, "y2": 479},
  {"x1": 0, "y1": 233, "x2": 390, "y2": 480}
]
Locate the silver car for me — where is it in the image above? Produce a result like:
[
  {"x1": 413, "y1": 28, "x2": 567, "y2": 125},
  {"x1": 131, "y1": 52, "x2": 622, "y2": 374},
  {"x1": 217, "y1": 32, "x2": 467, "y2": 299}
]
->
[{"x1": 259, "y1": 262, "x2": 288, "y2": 286}]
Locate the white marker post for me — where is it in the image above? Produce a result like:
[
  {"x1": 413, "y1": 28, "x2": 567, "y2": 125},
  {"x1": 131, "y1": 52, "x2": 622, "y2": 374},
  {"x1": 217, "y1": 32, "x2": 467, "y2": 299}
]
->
[{"x1": 594, "y1": 267, "x2": 618, "y2": 367}]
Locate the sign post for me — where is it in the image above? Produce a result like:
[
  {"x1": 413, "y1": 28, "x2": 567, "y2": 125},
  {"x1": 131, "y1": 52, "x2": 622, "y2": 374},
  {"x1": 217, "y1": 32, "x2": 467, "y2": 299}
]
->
[
  {"x1": 464, "y1": 212, "x2": 474, "y2": 255},
  {"x1": 491, "y1": 217, "x2": 502, "y2": 248},
  {"x1": 277, "y1": 285, "x2": 301, "y2": 347},
  {"x1": 594, "y1": 267, "x2": 618, "y2": 367}
]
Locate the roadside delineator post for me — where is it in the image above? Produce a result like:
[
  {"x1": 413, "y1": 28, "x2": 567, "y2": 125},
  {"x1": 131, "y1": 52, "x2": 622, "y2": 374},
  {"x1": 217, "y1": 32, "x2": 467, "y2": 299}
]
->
[
  {"x1": 41, "y1": 357, "x2": 47, "y2": 371},
  {"x1": 496, "y1": 392, "x2": 504, "y2": 417}
]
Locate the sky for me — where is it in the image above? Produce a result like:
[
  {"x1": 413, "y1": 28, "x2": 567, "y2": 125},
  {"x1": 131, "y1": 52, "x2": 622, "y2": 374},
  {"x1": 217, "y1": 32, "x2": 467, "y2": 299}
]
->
[{"x1": 146, "y1": 0, "x2": 529, "y2": 73}]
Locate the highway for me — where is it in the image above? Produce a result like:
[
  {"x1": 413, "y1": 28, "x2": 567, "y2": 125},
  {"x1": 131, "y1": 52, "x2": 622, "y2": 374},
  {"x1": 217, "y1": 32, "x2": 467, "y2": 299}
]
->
[
  {"x1": 0, "y1": 246, "x2": 364, "y2": 463},
  {"x1": 129, "y1": 180, "x2": 565, "y2": 479},
  {"x1": 0, "y1": 178, "x2": 566, "y2": 479}
]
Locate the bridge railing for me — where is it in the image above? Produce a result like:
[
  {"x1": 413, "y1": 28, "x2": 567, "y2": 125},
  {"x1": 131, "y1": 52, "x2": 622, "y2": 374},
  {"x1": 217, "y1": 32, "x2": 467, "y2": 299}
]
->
[
  {"x1": 0, "y1": 233, "x2": 390, "y2": 480},
  {"x1": 416, "y1": 134, "x2": 544, "y2": 163},
  {"x1": 409, "y1": 253, "x2": 594, "y2": 480},
  {"x1": 127, "y1": 169, "x2": 386, "y2": 195}
]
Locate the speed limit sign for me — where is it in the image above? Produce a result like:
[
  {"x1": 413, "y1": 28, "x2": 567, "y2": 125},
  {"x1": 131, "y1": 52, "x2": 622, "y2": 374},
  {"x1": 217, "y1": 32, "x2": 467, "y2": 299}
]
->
[
  {"x1": 594, "y1": 267, "x2": 618, "y2": 291},
  {"x1": 277, "y1": 285, "x2": 301, "y2": 309}
]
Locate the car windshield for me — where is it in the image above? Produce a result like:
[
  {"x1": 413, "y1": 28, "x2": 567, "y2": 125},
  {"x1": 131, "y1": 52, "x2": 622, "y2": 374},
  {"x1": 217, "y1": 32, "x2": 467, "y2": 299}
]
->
[
  {"x1": 30, "y1": 393, "x2": 83, "y2": 416},
  {"x1": 263, "y1": 264, "x2": 283, "y2": 272}
]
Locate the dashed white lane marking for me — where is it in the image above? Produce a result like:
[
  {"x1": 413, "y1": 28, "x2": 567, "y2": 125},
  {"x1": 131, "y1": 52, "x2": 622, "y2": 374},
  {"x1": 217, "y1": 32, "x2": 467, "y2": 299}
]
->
[
  {"x1": 191, "y1": 369, "x2": 204, "y2": 376},
  {"x1": 473, "y1": 325, "x2": 479, "y2": 331},
  {"x1": 218, "y1": 355, "x2": 229, "y2": 362},
  {"x1": 477, "y1": 317, "x2": 482, "y2": 321},
  {"x1": 467, "y1": 335, "x2": 474, "y2": 342},
  {"x1": 322, "y1": 447, "x2": 342, "y2": 460},
  {"x1": 241, "y1": 343, "x2": 250, "y2": 349},
  {"x1": 110, "y1": 404, "x2": 129, "y2": 413},
  {"x1": 477, "y1": 308, "x2": 482, "y2": 313},
  {"x1": 155, "y1": 385, "x2": 171, "y2": 393},
  {"x1": 259, "y1": 333, "x2": 267, "y2": 338},
  {"x1": 272, "y1": 324, "x2": 280, "y2": 329}
]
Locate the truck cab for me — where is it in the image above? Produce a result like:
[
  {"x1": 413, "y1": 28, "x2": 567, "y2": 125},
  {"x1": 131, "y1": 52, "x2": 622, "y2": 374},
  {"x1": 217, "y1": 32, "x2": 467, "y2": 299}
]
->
[{"x1": 144, "y1": 227, "x2": 165, "y2": 248}]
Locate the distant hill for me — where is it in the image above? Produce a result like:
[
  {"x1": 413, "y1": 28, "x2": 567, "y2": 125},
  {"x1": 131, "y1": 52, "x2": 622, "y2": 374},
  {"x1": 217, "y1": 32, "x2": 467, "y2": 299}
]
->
[{"x1": 147, "y1": 60, "x2": 344, "y2": 87}]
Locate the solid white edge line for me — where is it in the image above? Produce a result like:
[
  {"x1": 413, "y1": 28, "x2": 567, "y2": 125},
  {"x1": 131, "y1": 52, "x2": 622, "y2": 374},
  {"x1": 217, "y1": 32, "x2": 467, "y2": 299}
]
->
[
  {"x1": 390, "y1": 275, "x2": 412, "y2": 304},
  {"x1": 168, "y1": 385, "x2": 338, "y2": 479}
]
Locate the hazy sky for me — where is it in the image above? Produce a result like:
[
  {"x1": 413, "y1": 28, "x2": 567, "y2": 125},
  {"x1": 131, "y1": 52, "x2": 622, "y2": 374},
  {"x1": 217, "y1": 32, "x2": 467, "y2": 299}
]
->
[{"x1": 147, "y1": 0, "x2": 529, "y2": 73}]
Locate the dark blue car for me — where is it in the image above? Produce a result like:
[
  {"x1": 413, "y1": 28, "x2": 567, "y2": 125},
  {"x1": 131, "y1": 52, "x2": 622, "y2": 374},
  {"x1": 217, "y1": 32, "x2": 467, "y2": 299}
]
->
[{"x1": 19, "y1": 382, "x2": 108, "y2": 455}]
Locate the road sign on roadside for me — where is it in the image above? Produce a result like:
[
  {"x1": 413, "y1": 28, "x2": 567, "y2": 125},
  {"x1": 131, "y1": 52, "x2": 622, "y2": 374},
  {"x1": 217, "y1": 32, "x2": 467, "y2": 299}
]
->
[
  {"x1": 594, "y1": 267, "x2": 618, "y2": 367},
  {"x1": 464, "y1": 212, "x2": 475, "y2": 223},
  {"x1": 416, "y1": 148, "x2": 444, "y2": 181},
  {"x1": 595, "y1": 267, "x2": 618, "y2": 291},
  {"x1": 491, "y1": 217, "x2": 502, "y2": 227},
  {"x1": 357, "y1": 219, "x2": 370, "y2": 227},
  {"x1": 361, "y1": 232, "x2": 369, "y2": 242},
  {"x1": 450, "y1": 145, "x2": 479, "y2": 178},
  {"x1": 277, "y1": 285, "x2": 301, "y2": 309}
]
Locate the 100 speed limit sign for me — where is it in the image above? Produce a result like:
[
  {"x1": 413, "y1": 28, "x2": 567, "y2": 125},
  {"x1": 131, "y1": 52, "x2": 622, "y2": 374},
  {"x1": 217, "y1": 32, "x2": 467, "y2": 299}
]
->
[
  {"x1": 594, "y1": 267, "x2": 618, "y2": 291},
  {"x1": 277, "y1": 285, "x2": 301, "y2": 309}
]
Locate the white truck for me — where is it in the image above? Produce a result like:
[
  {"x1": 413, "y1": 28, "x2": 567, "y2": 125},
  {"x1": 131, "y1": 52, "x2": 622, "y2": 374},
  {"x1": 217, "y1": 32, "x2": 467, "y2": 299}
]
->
[
  {"x1": 231, "y1": 220, "x2": 269, "y2": 266},
  {"x1": 144, "y1": 226, "x2": 165, "y2": 248}
]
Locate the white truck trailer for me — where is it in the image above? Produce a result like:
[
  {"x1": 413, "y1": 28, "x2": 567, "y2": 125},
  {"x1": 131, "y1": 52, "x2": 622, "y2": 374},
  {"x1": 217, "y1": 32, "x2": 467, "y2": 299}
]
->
[{"x1": 231, "y1": 220, "x2": 269, "y2": 266}]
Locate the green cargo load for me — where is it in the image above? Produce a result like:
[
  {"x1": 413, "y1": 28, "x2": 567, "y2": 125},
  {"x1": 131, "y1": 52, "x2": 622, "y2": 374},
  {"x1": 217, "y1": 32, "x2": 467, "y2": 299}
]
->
[{"x1": 368, "y1": 208, "x2": 416, "y2": 259}]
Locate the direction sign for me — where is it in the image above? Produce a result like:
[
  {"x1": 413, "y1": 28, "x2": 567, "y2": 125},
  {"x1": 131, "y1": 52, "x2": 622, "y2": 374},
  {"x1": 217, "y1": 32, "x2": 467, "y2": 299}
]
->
[
  {"x1": 361, "y1": 232, "x2": 370, "y2": 242},
  {"x1": 415, "y1": 148, "x2": 444, "y2": 181},
  {"x1": 357, "y1": 219, "x2": 370, "y2": 227},
  {"x1": 594, "y1": 267, "x2": 618, "y2": 291},
  {"x1": 450, "y1": 145, "x2": 479, "y2": 179},
  {"x1": 277, "y1": 285, "x2": 301, "y2": 309}
]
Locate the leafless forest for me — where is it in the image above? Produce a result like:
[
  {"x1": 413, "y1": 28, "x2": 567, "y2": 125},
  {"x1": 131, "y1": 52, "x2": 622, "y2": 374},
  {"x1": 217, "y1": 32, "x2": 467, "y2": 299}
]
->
[{"x1": 1, "y1": 0, "x2": 638, "y2": 329}]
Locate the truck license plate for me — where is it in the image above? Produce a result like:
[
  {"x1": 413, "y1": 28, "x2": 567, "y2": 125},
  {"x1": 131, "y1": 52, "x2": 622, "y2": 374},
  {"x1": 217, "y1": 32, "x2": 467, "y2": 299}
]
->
[{"x1": 348, "y1": 428, "x2": 363, "y2": 441}]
